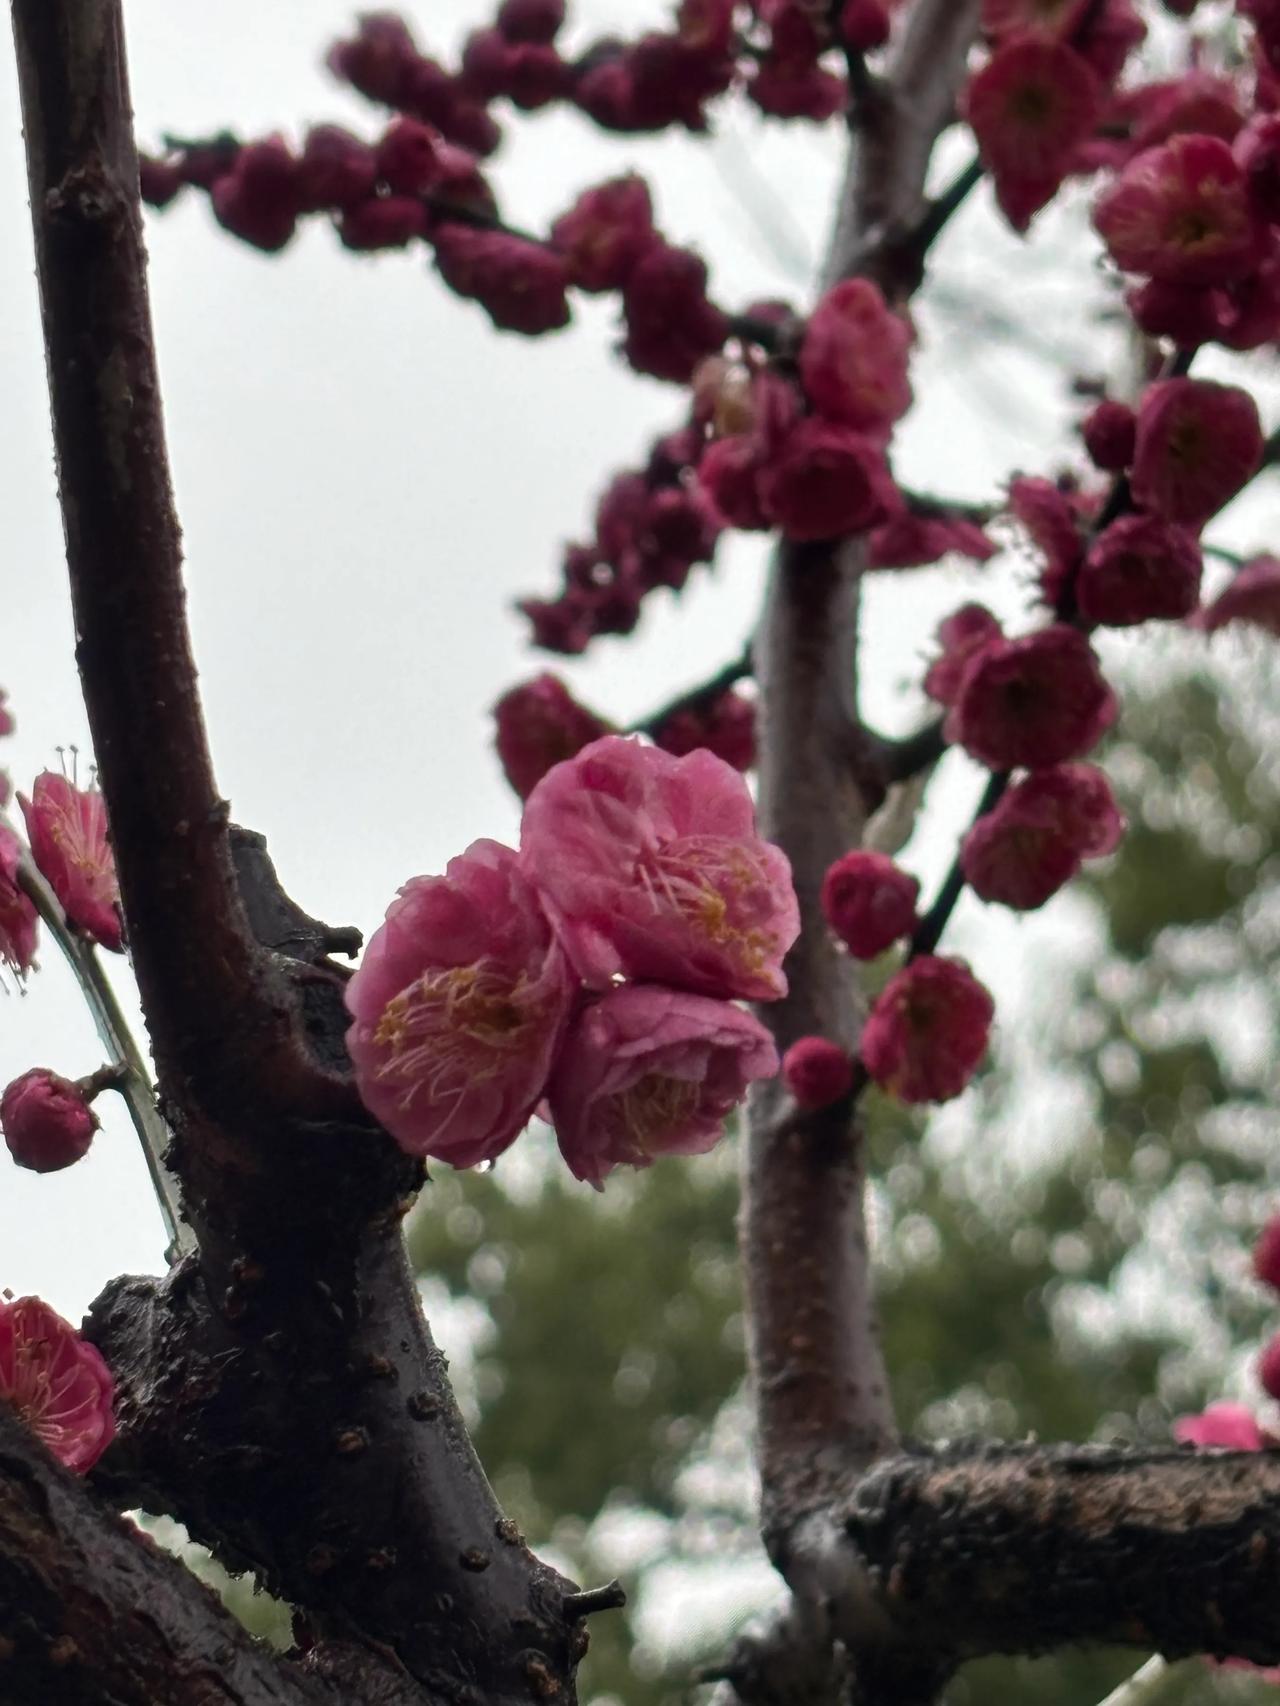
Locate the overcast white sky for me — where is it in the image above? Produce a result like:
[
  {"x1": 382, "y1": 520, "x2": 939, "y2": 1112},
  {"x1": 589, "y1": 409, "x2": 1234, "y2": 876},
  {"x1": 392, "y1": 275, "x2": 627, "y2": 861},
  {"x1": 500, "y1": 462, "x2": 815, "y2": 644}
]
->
[{"x1": 0, "y1": 1, "x2": 1196, "y2": 1317}]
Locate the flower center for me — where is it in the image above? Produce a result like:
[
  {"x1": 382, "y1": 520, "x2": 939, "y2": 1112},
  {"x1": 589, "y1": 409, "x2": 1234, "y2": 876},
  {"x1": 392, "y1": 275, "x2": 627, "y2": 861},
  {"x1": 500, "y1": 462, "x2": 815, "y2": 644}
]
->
[
  {"x1": 373, "y1": 961, "x2": 540, "y2": 1112},
  {"x1": 616, "y1": 1073, "x2": 700, "y2": 1153}
]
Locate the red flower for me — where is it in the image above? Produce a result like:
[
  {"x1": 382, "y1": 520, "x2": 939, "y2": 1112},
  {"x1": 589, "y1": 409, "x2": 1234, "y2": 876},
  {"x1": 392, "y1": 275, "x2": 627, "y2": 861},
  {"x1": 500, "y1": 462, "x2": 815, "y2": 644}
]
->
[
  {"x1": 1, "y1": 1069, "x2": 98, "y2": 1174},
  {"x1": 0, "y1": 826, "x2": 37, "y2": 979},
  {"x1": 799, "y1": 278, "x2": 913, "y2": 433},
  {"x1": 698, "y1": 436, "x2": 772, "y2": 531},
  {"x1": 821, "y1": 850, "x2": 920, "y2": 959},
  {"x1": 622, "y1": 244, "x2": 729, "y2": 382},
  {"x1": 0, "y1": 1297, "x2": 115, "y2": 1474},
  {"x1": 19, "y1": 773, "x2": 123, "y2": 952},
  {"x1": 923, "y1": 604, "x2": 1003, "y2": 707},
  {"x1": 1080, "y1": 400, "x2": 1136, "y2": 472},
  {"x1": 948, "y1": 626, "x2": 1117, "y2": 770},
  {"x1": 432, "y1": 225, "x2": 571, "y2": 335},
  {"x1": 550, "y1": 176, "x2": 658, "y2": 292},
  {"x1": 210, "y1": 137, "x2": 302, "y2": 253},
  {"x1": 654, "y1": 691, "x2": 756, "y2": 772},
  {"x1": 964, "y1": 40, "x2": 1101, "y2": 231},
  {"x1": 1131, "y1": 378, "x2": 1263, "y2": 531},
  {"x1": 493, "y1": 675, "x2": 611, "y2": 800},
  {"x1": 1094, "y1": 133, "x2": 1263, "y2": 285},
  {"x1": 782, "y1": 1037, "x2": 856, "y2": 1109},
  {"x1": 1076, "y1": 514, "x2": 1202, "y2": 627},
  {"x1": 861, "y1": 955, "x2": 994, "y2": 1104},
  {"x1": 961, "y1": 763, "x2": 1123, "y2": 910},
  {"x1": 757, "y1": 420, "x2": 897, "y2": 542},
  {"x1": 1195, "y1": 554, "x2": 1280, "y2": 637}
]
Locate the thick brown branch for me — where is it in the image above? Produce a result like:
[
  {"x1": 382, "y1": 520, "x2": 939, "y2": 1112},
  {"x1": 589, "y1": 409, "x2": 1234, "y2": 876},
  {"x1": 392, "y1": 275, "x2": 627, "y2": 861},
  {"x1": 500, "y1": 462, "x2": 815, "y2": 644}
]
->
[
  {"x1": 0, "y1": 1401, "x2": 341, "y2": 1706},
  {"x1": 11, "y1": 0, "x2": 322, "y2": 1120}
]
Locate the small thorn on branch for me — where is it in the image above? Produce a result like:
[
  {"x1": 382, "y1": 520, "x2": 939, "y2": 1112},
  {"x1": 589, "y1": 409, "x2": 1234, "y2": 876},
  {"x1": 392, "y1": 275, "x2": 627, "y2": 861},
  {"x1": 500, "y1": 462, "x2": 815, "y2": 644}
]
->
[{"x1": 563, "y1": 1580, "x2": 627, "y2": 1619}]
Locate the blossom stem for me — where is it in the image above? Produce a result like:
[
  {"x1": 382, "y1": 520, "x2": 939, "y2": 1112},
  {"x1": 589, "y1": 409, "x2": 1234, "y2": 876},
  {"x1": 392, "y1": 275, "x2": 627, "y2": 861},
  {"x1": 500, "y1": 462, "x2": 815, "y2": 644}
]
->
[
  {"x1": 907, "y1": 769, "x2": 1009, "y2": 961},
  {"x1": 16, "y1": 850, "x2": 187, "y2": 1259}
]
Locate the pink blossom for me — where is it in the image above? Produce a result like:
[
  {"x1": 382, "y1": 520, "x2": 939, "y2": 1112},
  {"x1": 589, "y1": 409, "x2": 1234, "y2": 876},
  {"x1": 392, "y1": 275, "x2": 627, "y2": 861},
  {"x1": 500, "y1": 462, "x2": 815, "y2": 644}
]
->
[
  {"x1": 698, "y1": 435, "x2": 772, "y2": 531},
  {"x1": 496, "y1": 0, "x2": 564, "y2": 42},
  {"x1": 757, "y1": 419, "x2": 897, "y2": 542},
  {"x1": 821, "y1": 850, "x2": 920, "y2": 959},
  {"x1": 1076, "y1": 514, "x2": 1203, "y2": 627},
  {"x1": 550, "y1": 176, "x2": 658, "y2": 293},
  {"x1": 297, "y1": 125, "x2": 379, "y2": 212},
  {"x1": 1255, "y1": 1215, "x2": 1280, "y2": 1292},
  {"x1": 653, "y1": 691, "x2": 756, "y2": 772},
  {"x1": 964, "y1": 40, "x2": 1101, "y2": 231},
  {"x1": 838, "y1": 0, "x2": 892, "y2": 51},
  {"x1": 432, "y1": 225, "x2": 570, "y2": 335},
  {"x1": 0, "y1": 1296, "x2": 115, "y2": 1473},
  {"x1": 19, "y1": 773, "x2": 123, "y2": 952},
  {"x1": 1007, "y1": 476, "x2": 1084, "y2": 606},
  {"x1": 1174, "y1": 1401, "x2": 1265, "y2": 1451},
  {"x1": 923, "y1": 604, "x2": 1004, "y2": 707},
  {"x1": 961, "y1": 764, "x2": 1124, "y2": 910},
  {"x1": 1, "y1": 1070, "x2": 98, "y2": 1174},
  {"x1": 0, "y1": 825, "x2": 37, "y2": 978},
  {"x1": 798, "y1": 279, "x2": 913, "y2": 432},
  {"x1": 1196, "y1": 555, "x2": 1280, "y2": 636},
  {"x1": 622, "y1": 244, "x2": 729, "y2": 383},
  {"x1": 210, "y1": 137, "x2": 302, "y2": 253},
  {"x1": 782, "y1": 1036, "x2": 855, "y2": 1109},
  {"x1": 546, "y1": 985, "x2": 778, "y2": 1188},
  {"x1": 1093, "y1": 134, "x2": 1263, "y2": 285},
  {"x1": 375, "y1": 118, "x2": 442, "y2": 195},
  {"x1": 860, "y1": 955, "x2": 994, "y2": 1104},
  {"x1": 1081, "y1": 400, "x2": 1135, "y2": 472},
  {"x1": 493, "y1": 675, "x2": 611, "y2": 801},
  {"x1": 1236, "y1": 113, "x2": 1280, "y2": 222},
  {"x1": 345, "y1": 841, "x2": 576, "y2": 1166},
  {"x1": 1131, "y1": 379, "x2": 1263, "y2": 532},
  {"x1": 520, "y1": 736, "x2": 799, "y2": 1001},
  {"x1": 947, "y1": 626, "x2": 1117, "y2": 771}
]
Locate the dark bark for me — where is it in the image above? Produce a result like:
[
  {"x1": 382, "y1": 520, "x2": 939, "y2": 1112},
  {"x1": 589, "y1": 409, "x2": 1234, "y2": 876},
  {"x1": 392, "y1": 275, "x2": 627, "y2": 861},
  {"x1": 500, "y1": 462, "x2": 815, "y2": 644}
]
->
[{"x1": 0, "y1": 1402, "x2": 345, "y2": 1706}]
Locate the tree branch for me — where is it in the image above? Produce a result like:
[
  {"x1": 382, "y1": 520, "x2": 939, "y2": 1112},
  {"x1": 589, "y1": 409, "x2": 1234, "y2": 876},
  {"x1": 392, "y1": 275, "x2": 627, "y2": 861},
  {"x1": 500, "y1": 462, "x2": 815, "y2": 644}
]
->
[
  {"x1": 630, "y1": 644, "x2": 754, "y2": 738},
  {"x1": 11, "y1": 0, "x2": 332, "y2": 1126},
  {"x1": 0, "y1": 1401, "x2": 345, "y2": 1706}
]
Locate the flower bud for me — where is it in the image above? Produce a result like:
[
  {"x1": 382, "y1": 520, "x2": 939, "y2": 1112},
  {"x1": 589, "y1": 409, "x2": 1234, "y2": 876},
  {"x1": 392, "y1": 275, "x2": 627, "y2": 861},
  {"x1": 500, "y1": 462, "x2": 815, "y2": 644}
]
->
[
  {"x1": 1, "y1": 1069, "x2": 98, "y2": 1173},
  {"x1": 783, "y1": 1037, "x2": 855, "y2": 1108}
]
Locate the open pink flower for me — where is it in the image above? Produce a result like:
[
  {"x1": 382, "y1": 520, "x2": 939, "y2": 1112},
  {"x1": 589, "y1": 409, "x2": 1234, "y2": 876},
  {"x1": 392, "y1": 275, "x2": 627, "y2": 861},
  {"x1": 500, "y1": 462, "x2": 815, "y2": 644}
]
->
[
  {"x1": 1094, "y1": 134, "x2": 1263, "y2": 285},
  {"x1": 0, "y1": 1296, "x2": 115, "y2": 1473},
  {"x1": 493, "y1": 674, "x2": 611, "y2": 801},
  {"x1": 948, "y1": 626, "x2": 1118, "y2": 771},
  {"x1": 520, "y1": 736, "x2": 798, "y2": 1001},
  {"x1": 1, "y1": 1069, "x2": 99, "y2": 1174},
  {"x1": 860, "y1": 955, "x2": 994, "y2": 1104},
  {"x1": 757, "y1": 419, "x2": 897, "y2": 542},
  {"x1": 962, "y1": 764, "x2": 1123, "y2": 910},
  {"x1": 798, "y1": 278, "x2": 913, "y2": 432},
  {"x1": 19, "y1": 773, "x2": 122, "y2": 952},
  {"x1": 1131, "y1": 379, "x2": 1263, "y2": 532},
  {"x1": 546, "y1": 985, "x2": 778, "y2": 1188},
  {"x1": 1196, "y1": 555, "x2": 1280, "y2": 636},
  {"x1": 345, "y1": 840, "x2": 576, "y2": 1166}
]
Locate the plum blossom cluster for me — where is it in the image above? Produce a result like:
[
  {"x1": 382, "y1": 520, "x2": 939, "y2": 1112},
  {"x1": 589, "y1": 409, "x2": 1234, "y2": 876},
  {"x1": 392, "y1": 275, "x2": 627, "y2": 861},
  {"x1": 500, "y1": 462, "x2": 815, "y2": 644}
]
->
[
  {"x1": 345, "y1": 735, "x2": 796, "y2": 1185},
  {"x1": 0, "y1": 1295, "x2": 115, "y2": 1475}
]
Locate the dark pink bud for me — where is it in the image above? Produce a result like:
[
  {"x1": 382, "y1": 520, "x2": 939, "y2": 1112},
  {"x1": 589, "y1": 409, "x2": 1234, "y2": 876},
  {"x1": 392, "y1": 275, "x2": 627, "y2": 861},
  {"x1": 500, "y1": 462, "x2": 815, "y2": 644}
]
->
[
  {"x1": 1125, "y1": 278, "x2": 1226, "y2": 346},
  {"x1": 757, "y1": 420, "x2": 897, "y2": 542},
  {"x1": 210, "y1": 137, "x2": 301, "y2": 252},
  {"x1": 748, "y1": 60, "x2": 847, "y2": 123},
  {"x1": 1081, "y1": 399, "x2": 1136, "y2": 472},
  {"x1": 432, "y1": 225, "x2": 570, "y2": 335},
  {"x1": 376, "y1": 118, "x2": 442, "y2": 194},
  {"x1": 550, "y1": 176, "x2": 657, "y2": 292},
  {"x1": 1131, "y1": 379, "x2": 1263, "y2": 531},
  {"x1": 297, "y1": 126, "x2": 379, "y2": 211},
  {"x1": 698, "y1": 436, "x2": 772, "y2": 531},
  {"x1": 799, "y1": 278, "x2": 912, "y2": 432},
  {"x1": 1259, "y1": 1333, "x2": 1280, "y2": 1402},
  {"x1": 1077, "y1": 514, "x2": 1202, "y2": 627},
  {"x1": 1, "y1": 1069, "x2": 99, "y2": 1174},
  {"x1": 338, "y1": 195, "x2": 429, "y2": 250},
  {"x1": 326, "y1": 13, "x2": 419, "y2": 106},
  {"x1": 964, "y1": 40, "x2": 1101, "y2": 231},
  {"x1": 622, "y1": 244, "x2": 729, "y2": 382},
  {"x1": 496, "y1": 0, "x2": 565, "y2": 44},
  {"x1": 961, "y1": 763, "x2": 1123, "y2": 910},
  {"x1": 0, "y1": 1296, "x2": 115, "y2": 1473},
  {"x1": 860, "y1": 955, "x2": 994, "y2": 1104},
  {"x1": 1253, "y1": 1215, "x2": 1280, "y2": 1292},
  {"x1": 138, "y1": 155, "x2": 185, "y2": 208},
  {"x1": 821, "y1": 850, "x2": 920, "y2": 959},
  {"x1": 924, "y1": 604, "x2": 1003, "y2": 707},
  {"x1": 839, "y1": 0, "x2": 892, "y2": 50},
  {"x1": 19, "y1": 773, "x2": 123, "y2": 951},
  {"x1": 947, "y1": 626, "x2": 1117, "y2": 771},
  {"x1": 783, "y1": 1037, "x2": 856, "y2": 1109},
  {"x1": 493, "y1": 675, "x2": 611, "y2": 800},
  {"x1": 654, "y1": 691, "x2": 756, "y2": 772},
  {"x1": 1094, "y1": 134, "x2": 1262, "y2": 285},
  {"x1": 430, "y1": 144, "x2": 497, "y2": 219}
]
